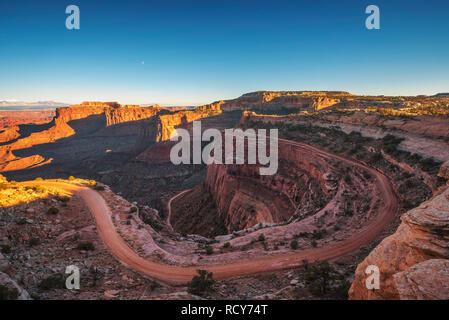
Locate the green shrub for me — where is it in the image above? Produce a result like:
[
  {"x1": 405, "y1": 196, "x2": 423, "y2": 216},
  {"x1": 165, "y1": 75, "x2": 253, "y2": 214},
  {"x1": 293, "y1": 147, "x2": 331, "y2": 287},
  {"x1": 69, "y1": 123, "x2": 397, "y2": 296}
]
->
[
  {"x1": 302, "y1": 260, "x2": 335, "y2": 296},
  {"x1": 311, "y1": 240, "x2": 318, "y2": 247},
  {"x1": 130, "y1": 206, "x2": 138, "y2": 213},
  {"x1": 76, "y1": 241, "x2": 95, "y2": 251},
  {"x1": 94, "y1": 185, "x2": 105, "y2": 191},
  {"x1": 187, "y1": 270, "x2": 215, "y2": 296},
  {"x1": 205, "y1": 245, "x2": 213, "y2": 255},
  {"x1": 1, "y1": 245, "x2": 11, "y2": 254},
  {"x1": 0, "y1": 285, "x2": 19, "y2": 300},
  {"x1": 39, "y1": 274, "x2": 65, "y2": 291},
  {"x1": 258, "y1": 233, "x2": 265, "y2": 242},
  {"x1": 55, "y1": 195, "x2": 70, "y2": 202},
  {"x1": 28, "y1": 237, "x2": 40, "y2": 246},
  {"x1": 17, "y1": 218, "x2": 27, "y2": 225},
  {"x1": 223, "y1": 242, "x2": 231, "y2": 249},
  {"x1": 290, "y1": 239, "x2": 298, "y2": 250},
  {"x1": 47, "y1": 207, "x2": 59, "y2": 215}
]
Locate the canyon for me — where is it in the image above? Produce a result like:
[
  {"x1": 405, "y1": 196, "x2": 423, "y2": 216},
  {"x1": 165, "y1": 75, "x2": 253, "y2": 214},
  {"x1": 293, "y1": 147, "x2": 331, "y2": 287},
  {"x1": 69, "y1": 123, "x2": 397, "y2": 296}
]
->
[{"x1": 1, "y1": 91, "x2": 448, "y2": 300}]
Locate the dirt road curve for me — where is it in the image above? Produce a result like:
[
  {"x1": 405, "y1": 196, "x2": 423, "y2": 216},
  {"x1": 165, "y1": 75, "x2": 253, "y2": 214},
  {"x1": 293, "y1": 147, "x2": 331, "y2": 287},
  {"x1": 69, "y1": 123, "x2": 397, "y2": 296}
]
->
[{"x1": 37, "y1": 139, "x2": 398, "y2": 285}]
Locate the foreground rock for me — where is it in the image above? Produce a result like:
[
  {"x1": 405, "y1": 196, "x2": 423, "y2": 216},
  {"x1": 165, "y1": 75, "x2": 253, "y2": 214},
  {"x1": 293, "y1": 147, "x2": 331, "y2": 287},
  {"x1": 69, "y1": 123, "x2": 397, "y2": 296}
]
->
[{"x1": 349, "y1": 186, "x2": 449, "y2": 300}]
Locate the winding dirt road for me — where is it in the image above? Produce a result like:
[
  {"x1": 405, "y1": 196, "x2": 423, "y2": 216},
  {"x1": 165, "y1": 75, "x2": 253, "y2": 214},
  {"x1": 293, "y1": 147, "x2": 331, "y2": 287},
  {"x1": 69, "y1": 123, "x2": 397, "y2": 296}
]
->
[{"x1": 36, "y1": 139, "x2": 398, "y2": 285}]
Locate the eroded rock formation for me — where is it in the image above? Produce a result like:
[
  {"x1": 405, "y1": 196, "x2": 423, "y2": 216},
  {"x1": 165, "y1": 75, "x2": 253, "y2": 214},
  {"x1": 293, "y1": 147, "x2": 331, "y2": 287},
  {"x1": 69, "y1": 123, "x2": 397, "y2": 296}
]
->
[
  {"x1": 221, "y1": 91, "x2": 347, "y2": 112},
  {"x1": 349, "y1": 186, "x2": 449, "y2": 300}
]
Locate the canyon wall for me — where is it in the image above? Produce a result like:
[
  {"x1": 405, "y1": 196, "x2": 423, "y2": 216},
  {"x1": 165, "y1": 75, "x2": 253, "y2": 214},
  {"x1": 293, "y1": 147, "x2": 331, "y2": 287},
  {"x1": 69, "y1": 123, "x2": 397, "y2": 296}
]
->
[
  {"x1": 221, "y1": 91, "x2": 346, "y2": 112},
  {"x1": 198, "y1": 141, "x2": 339, "y2": 233},
  {"x1": 0, "y1": 102, "x2": 167, "y2": 172},
  {"x1": 154, "y1": 101, "x2": 223, "y2": 142},
  {"x1": 349, "y1": 183, "x2": 449, "y2": 300}
]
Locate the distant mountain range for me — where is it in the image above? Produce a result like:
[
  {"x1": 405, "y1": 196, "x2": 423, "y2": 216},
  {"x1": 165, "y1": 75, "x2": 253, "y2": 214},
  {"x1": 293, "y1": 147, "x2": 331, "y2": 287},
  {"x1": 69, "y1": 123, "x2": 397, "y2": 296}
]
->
[{"x1": 0, "y1": 100, "x2": 69, "y2": 107}]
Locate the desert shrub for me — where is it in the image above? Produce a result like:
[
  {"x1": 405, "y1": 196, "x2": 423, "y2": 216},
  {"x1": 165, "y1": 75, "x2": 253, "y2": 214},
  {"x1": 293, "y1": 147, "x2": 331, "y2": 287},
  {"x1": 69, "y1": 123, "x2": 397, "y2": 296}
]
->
[
  {"x1": 311, "y1": 240, "x2": 318, "y2": 247},
  {"x1": 187, "y1": 270, "x2": 214, "y2": 296},
  {"x1": 205, "y1": 245, "x2": 213, "y2": 255},
  {"x1": 302, "y1": 260, "x2": 336, "y2": 296},
  {"x1": 223, "y1": 242, "x2": 231, "y2": 248},
  {"x1": 1, "y1": 245, "x2": 11, "y2": 254},
  {"x1": 130, "y1": 206, "x2": 138, "y2": 213},
  {"x1": 258, "y1": 233, "x2": 265, "y2": 242},
  {"x1": 126, "y1": 220, "x2": 131, "y2": 225},
  {"x1": 94, "y1": 185, "x2": 105, "y2": 191},
  {"x1": 335, "y1": 279, "x2": 352, "y2": 299},
  {"x1": 76, "y1": 241, "x2": 95, "y2": 251},
  {"x1": 28, "y1": 237, "x2": 40, "y2": 246},
  {"x1": 290, "y1": 239, "x2": 298, "y2": 250},
  {"x1": 68, "y1": 176, "x2": 76, "y2": 181},
  {"x1": 17, "y1": 218, "x2": 27, "y2": 225},
  {"x1": 0, "y1": 285, "x2": 19, "y2": 300},
  {"x1": 47, "y1": 207, "x2": 59, "y2": 215},
  {"x1": 39, "y1": 274, "x2": 65, "y2": 290},
  {"x1": 55, "y1": 195, "x2": 70, "y2": 202}
]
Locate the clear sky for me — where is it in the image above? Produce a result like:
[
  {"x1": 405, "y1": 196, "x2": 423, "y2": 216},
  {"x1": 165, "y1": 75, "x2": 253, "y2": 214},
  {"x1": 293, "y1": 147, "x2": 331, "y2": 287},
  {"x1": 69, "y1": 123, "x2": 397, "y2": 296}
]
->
[{"x1": 0, "y1": 0, "x2": 448, "y2": 105}]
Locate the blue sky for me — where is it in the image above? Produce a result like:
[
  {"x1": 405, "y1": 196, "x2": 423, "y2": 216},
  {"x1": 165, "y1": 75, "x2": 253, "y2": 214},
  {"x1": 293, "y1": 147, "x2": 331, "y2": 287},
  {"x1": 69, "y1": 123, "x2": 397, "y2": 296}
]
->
[{"x1": 0, "y1": 0, "x2": 448, "y2": 105}]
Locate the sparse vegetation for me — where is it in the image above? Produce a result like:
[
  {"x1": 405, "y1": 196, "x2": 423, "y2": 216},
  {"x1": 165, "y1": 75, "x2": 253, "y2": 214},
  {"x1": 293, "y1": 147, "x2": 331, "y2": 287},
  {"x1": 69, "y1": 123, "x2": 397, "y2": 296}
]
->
[
  {"x1": 28, "y1": 237, "x2": 40, "y2": 246},
  {"x1": 205, "y1": 245, "x2": 213, "y2": 255},
  {"x1": 290, "y1": 239, "x2": 298, "y2": 250},
  {"x1": 76, "y1": 241, "x2": 95, "y2": 251},
  {"x1": 39, "y1": 274, "x2": 65, "y2": 291},
  {"x1": 55, "y1": 195, "x2": 70, "y2": 202},
  {"x1": 47, "y1": 207, "x2": 59, "y2": 215},
  {"x1": 187, "y1": 270, "x2": 215, "y2": 296},
  {"x1": 0, "y1": 245, "x2": 11, "y2": 254},
  {"x1": 17, "y1": 217, "x2": 27, "y2": 225}
]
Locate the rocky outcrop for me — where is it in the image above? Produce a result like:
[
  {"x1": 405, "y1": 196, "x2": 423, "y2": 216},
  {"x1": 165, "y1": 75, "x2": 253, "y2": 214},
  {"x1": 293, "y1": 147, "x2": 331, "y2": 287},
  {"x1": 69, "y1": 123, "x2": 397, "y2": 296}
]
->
[
  {"x1": 221, "y1": 91, "x2": 346, "y2": 112},
  {"x1": 0, "y1": 271, "x2": 31, "y2": 300},
  {"x1": 0, "y1": 102, "x2": 168, "y2": 172},
  {"x1": 348, "y1": 186, "x2": 449, "y2": 300},
  {"x1": 393, "y1": 259, "x2": 449, "y2": 300},
  {"x1": 104, "y1": 105, "x2": 162, "y2": 126},
  {"x1": 439, "y1": 160, "x2": 449, "y2": 180},
  {"x1": 151, "y1": 102, "x2": 223, "y2": 142},
  {"x1": 192, "y1": 142, "x2": 342, "y2": 233}
]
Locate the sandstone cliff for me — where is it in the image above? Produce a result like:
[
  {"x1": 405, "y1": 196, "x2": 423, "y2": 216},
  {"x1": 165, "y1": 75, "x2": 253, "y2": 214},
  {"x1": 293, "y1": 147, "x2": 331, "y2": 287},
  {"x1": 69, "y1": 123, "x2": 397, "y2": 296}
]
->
[
  {"x1": 348, "y1": 185, "x2": 449, "y2": 300},
  {"x1": 0, "y1": 102, "x2": 166, "y2": 172},
  {"x1": 221, "y1": 91, "x2": 345, "y2": 112}
]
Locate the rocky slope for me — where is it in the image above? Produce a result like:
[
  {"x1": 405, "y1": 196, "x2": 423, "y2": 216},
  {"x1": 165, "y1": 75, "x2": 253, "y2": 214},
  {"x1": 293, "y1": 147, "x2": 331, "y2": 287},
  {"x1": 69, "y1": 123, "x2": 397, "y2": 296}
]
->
[{"x1": 348, "y1": 182, "x2": 449, "y2": 300}]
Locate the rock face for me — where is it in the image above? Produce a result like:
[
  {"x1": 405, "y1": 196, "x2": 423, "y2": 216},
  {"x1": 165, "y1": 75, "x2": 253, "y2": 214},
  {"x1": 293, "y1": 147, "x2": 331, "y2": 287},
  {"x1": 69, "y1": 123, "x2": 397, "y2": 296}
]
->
[
  {"x1": 203, "y1": 143, "x2": 336, "y2": 232},
  {"x1": 0, "y1": 102, "x2": 166, "y2": 172},
  {"x1": 439, "y1": 160, "x2": 449, "y2": 180},
  {"x1": 348, "y1": 186, "x2": 449, "y2": 300},
  {"x1": 0, "y1": 271, "x2": 31, "y2": 300},
  {"x1": 221, "y1": 91, "x2": 347, "y2": 112},
  {"x1": 393, "y1": 259, "x2": 449, "y2": 300},
  {"x1": 154, "y1": 101, "x2": 223, "y2": 142}
]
